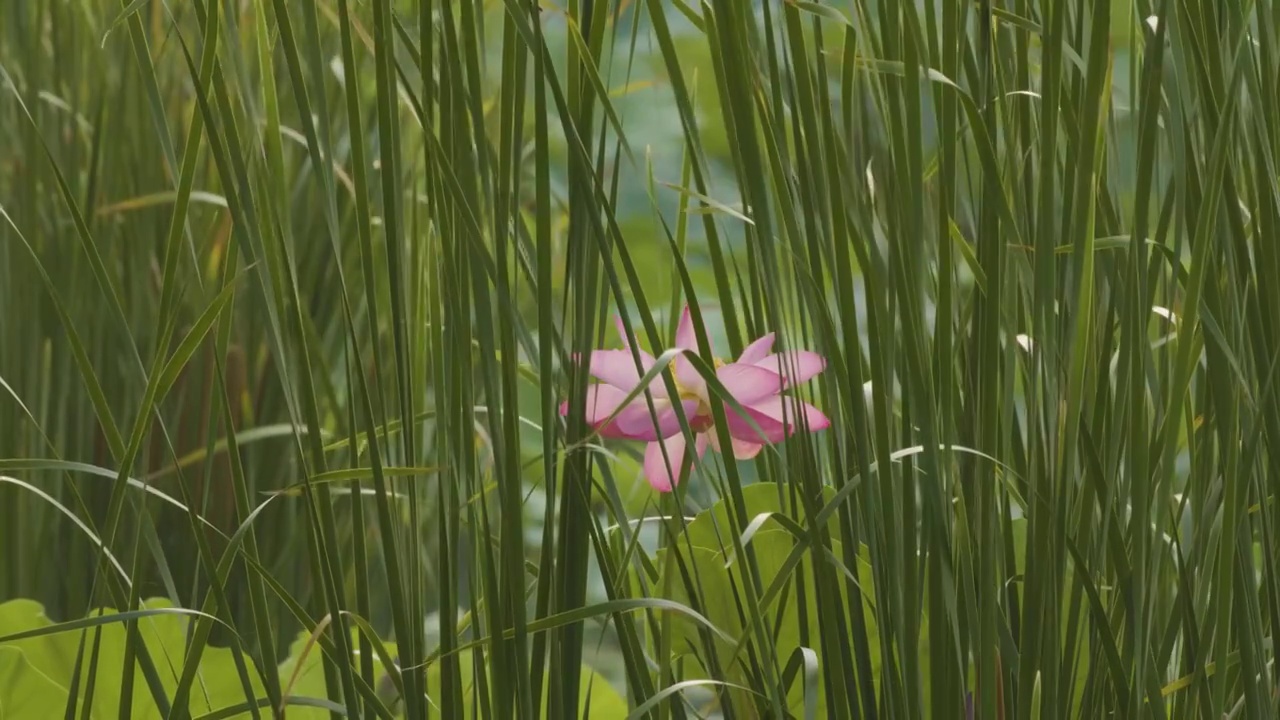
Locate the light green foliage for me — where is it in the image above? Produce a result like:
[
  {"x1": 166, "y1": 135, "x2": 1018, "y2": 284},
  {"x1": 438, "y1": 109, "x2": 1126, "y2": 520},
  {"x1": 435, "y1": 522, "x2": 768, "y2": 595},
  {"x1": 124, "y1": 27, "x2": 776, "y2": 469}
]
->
[
  {"x1": 658, "y1": 485, "x2": 875, "y2": 717},
  {"x1": 0, "y1": 645, "x2": 68, "y2": 718},
  {"x1": 0, "y1": 600, "x2": 627, "y2": 718},
  {"x1": 0, "y1": 598, "x2": 266, "y2": 718},
  {"x1": 275, "y1": 634, "x2": 627, "y2": 716}
]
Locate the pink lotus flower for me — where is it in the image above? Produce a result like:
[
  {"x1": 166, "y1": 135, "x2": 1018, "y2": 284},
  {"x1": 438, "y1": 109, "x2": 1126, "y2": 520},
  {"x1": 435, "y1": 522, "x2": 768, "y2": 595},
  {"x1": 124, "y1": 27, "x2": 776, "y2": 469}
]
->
[{"x1": 560, "y1": 306, "x2": 829, "y2": 492}]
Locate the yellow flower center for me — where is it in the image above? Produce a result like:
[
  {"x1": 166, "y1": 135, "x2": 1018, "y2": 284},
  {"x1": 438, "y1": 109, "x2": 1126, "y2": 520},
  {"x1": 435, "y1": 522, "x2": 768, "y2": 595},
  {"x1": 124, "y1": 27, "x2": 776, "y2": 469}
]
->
[{"x1": 670, "y1": 355, "x2": 725, "y2": 431}]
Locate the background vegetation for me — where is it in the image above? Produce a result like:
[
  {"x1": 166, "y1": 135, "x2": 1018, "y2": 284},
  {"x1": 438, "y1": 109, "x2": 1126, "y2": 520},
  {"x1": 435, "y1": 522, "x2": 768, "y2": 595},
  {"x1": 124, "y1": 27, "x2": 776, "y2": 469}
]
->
[{"x1": 2, "y1": 0, "x2": 1278, "y2": 717}]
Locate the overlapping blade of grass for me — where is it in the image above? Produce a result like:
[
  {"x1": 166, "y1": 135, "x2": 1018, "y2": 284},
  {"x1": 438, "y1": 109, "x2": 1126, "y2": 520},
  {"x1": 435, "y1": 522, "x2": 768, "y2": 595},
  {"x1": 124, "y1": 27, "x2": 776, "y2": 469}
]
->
[
  {"x1": 4, "y1": 13, "x2": 230, "y2": 718},
  {"x1": 167, "y1": 24, "x2": 363, "y2": 720},
  {"x1": 4, "y1": 0, "x2": 1280, "y2": 718},
  {"x1": 4, "y1": 2, "x2": 311, "y2": 714}
]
